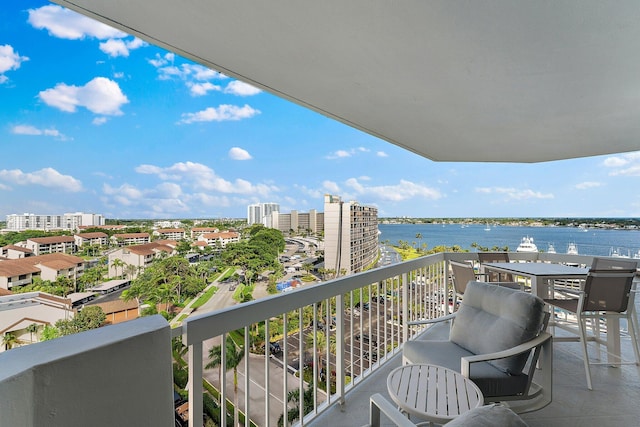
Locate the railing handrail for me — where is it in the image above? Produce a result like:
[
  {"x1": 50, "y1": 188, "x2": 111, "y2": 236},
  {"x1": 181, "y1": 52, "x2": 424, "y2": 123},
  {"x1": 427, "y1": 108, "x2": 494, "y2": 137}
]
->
[{"x1": 183, "y1": 252, "x2": 446, "y2": 345}]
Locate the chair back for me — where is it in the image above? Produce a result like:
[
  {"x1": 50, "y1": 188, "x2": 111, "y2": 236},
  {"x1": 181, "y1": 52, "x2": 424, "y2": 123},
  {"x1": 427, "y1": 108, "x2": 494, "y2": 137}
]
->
[
  {"x1": 477, "y1": 252, "x2": 513, "y2": 281},
  {"x1": 583, "y1": 257, "x2": 638, "y2": 313},
  {"x1": 450, "y1": 261, "x2": 477, "y2": 295}
]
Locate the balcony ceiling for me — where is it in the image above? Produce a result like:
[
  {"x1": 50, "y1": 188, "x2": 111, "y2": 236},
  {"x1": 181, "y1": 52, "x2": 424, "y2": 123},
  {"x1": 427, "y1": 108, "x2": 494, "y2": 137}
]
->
[{"x1": 54, "y1": 1, "x2": 640, "y2": 163}]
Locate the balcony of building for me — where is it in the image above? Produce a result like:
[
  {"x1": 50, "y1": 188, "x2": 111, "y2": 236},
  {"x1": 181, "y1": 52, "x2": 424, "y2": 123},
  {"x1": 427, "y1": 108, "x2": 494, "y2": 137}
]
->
[{"x1": 2, "y1": 251, "x2": 639, "y2": 426}]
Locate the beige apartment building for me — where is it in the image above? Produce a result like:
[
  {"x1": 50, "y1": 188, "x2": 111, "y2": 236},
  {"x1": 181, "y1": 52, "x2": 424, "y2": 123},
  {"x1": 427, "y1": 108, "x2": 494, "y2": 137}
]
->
[
  {"x1": 323, "y1": 194, "x2": 378, "y2": 275},
  {"x1": 24, "y1": 236, "x2": 77, "y2": 256},
  {"x1": 153, "y1": 228, "x2": 186, "y2": 240},
  {"x1": 107, "y1": 242, "x2": 177, "y2": 279},
  {"x1": 267, "y1": 210, "x2": 324, "y2": 235},
  {"x1": 196, "y1": 231, "x2": 240, "y2": 250},
  {"x1": 111, "y1": 233, "x2": 151, "y2": 247},
  {"x1": 0, "y1": 253, "x2": 86, "y2": 291},
  {"x1": 74, "y1": 232, "x2": 109, "y2": 248}
]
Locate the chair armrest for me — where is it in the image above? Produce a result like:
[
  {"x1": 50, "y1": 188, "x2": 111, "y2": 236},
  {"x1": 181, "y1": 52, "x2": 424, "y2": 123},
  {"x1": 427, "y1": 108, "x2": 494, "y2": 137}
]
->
[
  {"x1": 460, "y1": 332, "x2": 552, "y2": 378},
  {"x1": 368, "y1": 393, "x2": 417, "y2": 427},
  {"x1": 407, "y1": 312, "x2": 456, "y2": 326}
]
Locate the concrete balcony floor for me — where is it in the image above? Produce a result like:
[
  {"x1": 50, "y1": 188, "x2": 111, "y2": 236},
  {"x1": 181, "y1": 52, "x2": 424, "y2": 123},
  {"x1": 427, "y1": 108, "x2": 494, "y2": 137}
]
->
[{"x1": 309, "y1": 322, "x2": 640, "y2": 427}]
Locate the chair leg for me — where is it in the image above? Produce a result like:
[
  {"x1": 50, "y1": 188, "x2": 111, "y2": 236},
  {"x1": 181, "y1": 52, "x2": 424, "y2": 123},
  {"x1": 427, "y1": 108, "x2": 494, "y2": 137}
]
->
[
  {"x1": 627, "y1": 313, "x2": 640, "y2": 365},
  {"x1": 578, "y1": 315, "x2": 593, "y2": 390}
]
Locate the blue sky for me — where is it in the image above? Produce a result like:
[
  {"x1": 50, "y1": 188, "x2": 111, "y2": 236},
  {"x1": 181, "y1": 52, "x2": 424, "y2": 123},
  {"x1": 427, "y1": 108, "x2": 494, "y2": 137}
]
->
[{"x1": 1, "y1": 1, "x2": 639, "y2": 220}]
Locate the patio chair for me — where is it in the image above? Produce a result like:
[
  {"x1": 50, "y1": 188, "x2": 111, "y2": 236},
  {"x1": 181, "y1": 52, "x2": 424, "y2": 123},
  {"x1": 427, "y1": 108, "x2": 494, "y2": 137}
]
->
[
  {"x1": 403, "y1": 281, "x2": 553, "y2": 413},
  {"x1": 544, "y1": 257, "x2": 640, "y2": 390},
  {"x1": 478, "y1": 252, "x2": 514, "y2": 282},
  {"x1": 450, "y1": 260, "x2": 521, "y2": 311},
  {"x1": 367, "y1": 394, "x2": 528, "y2": 427}
]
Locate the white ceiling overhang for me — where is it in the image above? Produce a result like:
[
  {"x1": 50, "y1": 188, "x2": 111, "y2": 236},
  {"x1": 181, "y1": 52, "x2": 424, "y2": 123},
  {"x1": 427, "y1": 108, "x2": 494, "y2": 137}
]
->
[{"x1": 53, "y1": 0, "x2": 640, "y2": 163}]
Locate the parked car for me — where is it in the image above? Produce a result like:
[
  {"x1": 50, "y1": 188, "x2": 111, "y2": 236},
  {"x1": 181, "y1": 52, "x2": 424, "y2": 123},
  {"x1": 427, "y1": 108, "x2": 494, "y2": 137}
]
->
[
  {"x1": 269, "y1": 341, "x2": 281, "y2": 355},
  {"x1": 355, "y1": 333, "x2": 377, "y2": 347}
]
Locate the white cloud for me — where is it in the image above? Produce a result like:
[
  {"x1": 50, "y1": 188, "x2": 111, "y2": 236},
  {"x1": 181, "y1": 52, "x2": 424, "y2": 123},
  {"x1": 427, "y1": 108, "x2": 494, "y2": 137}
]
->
[
  {"x1": 0, "y1": 167, "x2": 82, "y2": 192},
  {"x1": 229, "y1": 147, "x2": 252, "y2": 160},
  {"x1": 92, "y1": 117, "x2": 109, "y2": 126},
  {"x1": 135, "y1": 161, "x2": 278, "y2": 196},
  {"x1": 0, "y1": 45, "x2": 29, "y2": 83},
  {"x1": 224, "y1": 81, "x2": 261, "y2": 96},
  {"x1": 323, "y1": 181, "x2": 341, "y2": 193},
  {"x1": 178, "y1": 104, "x2": 260, "y2": 124},
  {"x1": 11, "y1": 125, "x2": 68, "y2": 140},
  {"x1": 187, "y1": 82, "x2": 221, "y2": 96},
  {"x1": 344, "y1": 178, "x2": 441, "y2": 201},
  {"x1": 28, "y1": 5, "x2": 126, "y2": 40},
  {"x1": 39, "y1": 77, "x2": 129, "y2": 115},
  {"x1": 603, "y1": 151, "x2": 640, "y2": 176},
  {"x1": 377, "y1": 151, "x2": 388, "y2": 157},
  {"x1": 326, "y1": 147, "x2": 375, "y2": 159},
  {"x1": 574, "y1": 181, "x2": 603, "y2": 190},
  {"x1": 475, "y1": 187, "x2": 554, "y2": 200},
  {"x1": 99, "y1": 37, "x2": 146, "y2": 57}
]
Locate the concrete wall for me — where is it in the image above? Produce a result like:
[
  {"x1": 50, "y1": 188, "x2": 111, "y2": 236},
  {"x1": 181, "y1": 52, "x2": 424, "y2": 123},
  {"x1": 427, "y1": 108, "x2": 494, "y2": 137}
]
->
[{"x1": 0, "y1": 315, "x2": 173, "y2": 427}]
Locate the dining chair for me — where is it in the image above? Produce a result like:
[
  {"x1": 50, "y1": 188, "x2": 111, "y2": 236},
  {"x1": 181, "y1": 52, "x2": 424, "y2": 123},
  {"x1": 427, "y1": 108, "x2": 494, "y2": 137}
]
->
[
  {"x1": 544, "y1": 257, "x2": 640, "y2": 390},
  {"x1": 450, "y1": 260, "x2": 521, "y2": 311},
  {"x1": 477, "y1": 252, "x2": 514, "y2": 282}
]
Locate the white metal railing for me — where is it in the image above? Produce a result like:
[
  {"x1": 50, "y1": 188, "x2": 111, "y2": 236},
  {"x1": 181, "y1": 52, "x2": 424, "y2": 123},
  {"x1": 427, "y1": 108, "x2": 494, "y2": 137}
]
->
[{"x1": 181, "y1": 251, "x2": 606, "y2": 427}]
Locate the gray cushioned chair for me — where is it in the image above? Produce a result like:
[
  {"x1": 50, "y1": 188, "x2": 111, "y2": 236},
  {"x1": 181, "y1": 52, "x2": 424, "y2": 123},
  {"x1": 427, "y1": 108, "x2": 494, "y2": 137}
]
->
[{"x1": 403, "y1": 281, "x2": 552, "y2": 413}]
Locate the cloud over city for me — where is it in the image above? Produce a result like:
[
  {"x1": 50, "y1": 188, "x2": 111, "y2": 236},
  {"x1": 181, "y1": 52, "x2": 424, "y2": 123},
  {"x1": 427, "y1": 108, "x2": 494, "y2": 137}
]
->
[
  {"x1": 0, "y1": 168, "x2": 82, "y2": 192},
  {"x1": 178, "y1": 104, "x2": 260, "y2": 123},
  {"x1": 603, "y1": 151, "x2": 640, "y2": 176},
  {"x1": 0, "y1": 44, "x2": 29, "y2": 83},
  {"x1": 39, "y1": 77, "x2": 129, "y2": 115}
]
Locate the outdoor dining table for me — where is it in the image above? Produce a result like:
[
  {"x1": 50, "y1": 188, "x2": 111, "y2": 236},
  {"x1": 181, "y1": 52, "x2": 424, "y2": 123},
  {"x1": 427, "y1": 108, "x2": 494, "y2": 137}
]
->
[{"x1": 482, "y1": 262, "x2": 625, "y2": 365}]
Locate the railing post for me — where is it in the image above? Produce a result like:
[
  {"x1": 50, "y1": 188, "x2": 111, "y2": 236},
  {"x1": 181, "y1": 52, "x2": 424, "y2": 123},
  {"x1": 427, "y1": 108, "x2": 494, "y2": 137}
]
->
[
  {"x1": 188, "y1": 341, "x2": 203, "y2": 427},
  {"x1": 402, "y1": 272, "x2": 409, "y2": 343},
  {"x1": 335, "y1": 293, "x2": 346, "y2": 404}
]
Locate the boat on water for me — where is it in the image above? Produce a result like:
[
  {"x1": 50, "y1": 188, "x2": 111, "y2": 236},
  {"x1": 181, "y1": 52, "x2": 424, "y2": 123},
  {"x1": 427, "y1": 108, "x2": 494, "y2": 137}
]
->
[
  {"x1": 567, "y1": 242, "x2": 578, "y2": 255},
  {"x1": 484, "y1": 222, "x2": 491, "y2": 231},
  {"x1": 516, "y1": 236, "x2": 538, "y2": 253},
  {"x1": 547, "y1": 243, "x2": 556, "y2": 254},
  {"x1": 610, "y1": 247, "x2": 630, "y2": 258}
]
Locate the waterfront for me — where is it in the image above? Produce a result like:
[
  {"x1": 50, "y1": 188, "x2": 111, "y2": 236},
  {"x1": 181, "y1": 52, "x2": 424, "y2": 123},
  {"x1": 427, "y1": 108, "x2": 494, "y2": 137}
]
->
[{"x1": 378, "y1": 223, "x2": 640, "y2": 257}]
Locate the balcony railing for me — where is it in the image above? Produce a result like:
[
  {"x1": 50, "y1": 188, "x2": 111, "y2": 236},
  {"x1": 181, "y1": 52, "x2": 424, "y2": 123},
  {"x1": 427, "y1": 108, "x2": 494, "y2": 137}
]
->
[
  {"x1": 2, "y1": 251, "x2": 615, "y2": 427},
  {"x1": 180, "y1": 251, "x2": 599, "y2": 427}
]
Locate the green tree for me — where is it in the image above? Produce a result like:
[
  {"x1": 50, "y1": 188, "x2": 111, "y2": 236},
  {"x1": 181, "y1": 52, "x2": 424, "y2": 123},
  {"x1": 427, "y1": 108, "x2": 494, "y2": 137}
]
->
[
  {"x1": 55, "y1": 306, "x2": 106, "y2": 336},
  {"x1": 2, "y1": 332, "x2": 20, "y2": 350},
  {"x1": 206, "y1": 336, "x2": 244, "y2": 427},
  {"x1": 277, "y1": 387, "x2": 315, "y2": 427},
  {"x1": 26, "y1": 323, "x2": 40, "y2": 343},
  {"x1": 41, "y1": 324, "x2": 61, "y2": 341}
]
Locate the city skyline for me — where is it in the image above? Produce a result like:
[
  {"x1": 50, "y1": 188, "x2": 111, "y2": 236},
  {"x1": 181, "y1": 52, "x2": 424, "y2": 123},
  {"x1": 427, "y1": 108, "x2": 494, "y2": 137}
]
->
[{"x1": 2, "y1": 0, "x2": 640, "y2": 220}]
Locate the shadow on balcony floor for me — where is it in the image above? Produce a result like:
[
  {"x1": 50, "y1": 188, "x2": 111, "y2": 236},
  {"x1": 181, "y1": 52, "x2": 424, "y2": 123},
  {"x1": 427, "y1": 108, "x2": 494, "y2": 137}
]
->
[{"x1": 308, "y1": 330, "x2": 640, "y2": 427}]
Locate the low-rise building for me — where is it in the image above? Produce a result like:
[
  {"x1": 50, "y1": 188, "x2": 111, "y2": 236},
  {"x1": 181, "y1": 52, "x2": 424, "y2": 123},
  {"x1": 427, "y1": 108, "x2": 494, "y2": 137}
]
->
[
  {"x1": 0, "y1": 291, "x2": 73, "y2": 352},
  {"x1": 153, "y1": 228, "x2": 186, "y2": 240},
  {"x1": 0, "y1": 245, "x2": 34, "y2": 260},
  {"x1": 196, "y1": 231, "x2": 240, "y2": 249},
  {"x1": 25, "y1": 236, "x2": 77, "y2": 256},
  {"x1": 107, "y1": 242, "x2": 176, "y2": 279},
  {"x1": 0, "y1": 253, "x2": 86, "y2": 291},
  {"x1": 190, "y1": 227, "x2": 219, "y2": 239},
  {"x1": 111, "y1": 233, "x2": 151, "y2": 247},
  {"x1": 74, "y1": 232, "x2": 109, "y2": 247}
]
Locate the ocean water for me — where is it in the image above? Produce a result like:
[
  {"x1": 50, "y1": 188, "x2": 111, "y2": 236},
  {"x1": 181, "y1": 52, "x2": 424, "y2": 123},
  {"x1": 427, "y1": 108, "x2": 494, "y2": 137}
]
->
[{"x1": 378, "y1": 223, "x2": 640, "y2": 257}]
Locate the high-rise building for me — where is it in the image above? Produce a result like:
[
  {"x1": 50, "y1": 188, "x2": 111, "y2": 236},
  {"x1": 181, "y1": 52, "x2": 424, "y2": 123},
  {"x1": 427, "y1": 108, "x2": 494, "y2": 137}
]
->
[
  {"x1": 323, "y1": 194, "x2": 378, "y2": 276},
  {"x1": 5, "y1": 212, "x2": 105, "y2": 232},
  {"x1": 246, "y1": 203, "x2": 280, "y2": 226}
]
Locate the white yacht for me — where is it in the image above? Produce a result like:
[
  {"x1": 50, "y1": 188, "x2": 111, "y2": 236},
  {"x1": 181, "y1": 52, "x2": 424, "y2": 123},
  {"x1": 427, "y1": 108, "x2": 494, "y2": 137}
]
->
[
  {"x1": 516, "y1": 236, "x2": 538, "y2": 253},
  {"x1": 547, "y1": 243, "x2": 556, "y2": 254},
  {"x1": 567, "y1": 242, "x2": 579, "y2": 255}
]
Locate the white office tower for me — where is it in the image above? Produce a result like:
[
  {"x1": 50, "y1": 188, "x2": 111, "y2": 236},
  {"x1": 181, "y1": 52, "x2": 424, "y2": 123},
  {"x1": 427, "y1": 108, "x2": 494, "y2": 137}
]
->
[
  {"x1": 6, "y1": 212, "x2": 105, "y2": 231},
  {"x1": 247, "y1": 203, "x2": 280, "y2": 226},
  {"x1": 323, "y1": 194, "x2": 378, "y2": 276}
]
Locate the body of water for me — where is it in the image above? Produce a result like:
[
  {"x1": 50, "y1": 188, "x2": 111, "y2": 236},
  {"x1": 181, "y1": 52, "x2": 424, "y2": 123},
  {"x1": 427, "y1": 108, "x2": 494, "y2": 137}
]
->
[{"x1": 378, "y1": 223, "x2": 640, "y2": 258}]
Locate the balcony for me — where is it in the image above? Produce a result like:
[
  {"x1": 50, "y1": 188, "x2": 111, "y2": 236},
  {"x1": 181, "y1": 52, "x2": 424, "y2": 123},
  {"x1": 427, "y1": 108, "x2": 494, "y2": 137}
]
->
[{"x1": 2, "y1": 252, "x2": 639, "y2": 426}]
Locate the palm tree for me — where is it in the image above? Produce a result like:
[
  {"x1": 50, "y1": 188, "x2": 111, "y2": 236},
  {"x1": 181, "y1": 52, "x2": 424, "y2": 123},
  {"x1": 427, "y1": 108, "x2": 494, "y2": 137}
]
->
[
  {"x1": 206, "y1": 336, "x2": 244, "y2": 427},
  {"x1": 26, "y1": 323, "x2": 40, "y2": 343},
  {"x1": 111, "y1": 258, "x2": 125, "y2": 278},
  {"x1": 277, "y1": 387, "x2": 315, "y2": 427},
  {"x1": 3, "y1": 332, "x2": 20, "y2": 350}
]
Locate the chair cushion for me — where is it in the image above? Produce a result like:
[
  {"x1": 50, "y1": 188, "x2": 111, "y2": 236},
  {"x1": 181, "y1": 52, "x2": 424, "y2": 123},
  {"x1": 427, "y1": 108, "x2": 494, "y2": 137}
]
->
[
  {"x1": 446, "y1": 404, "x2": 528, "y2": 427},
  {"x1": 403, "y1": 341, "x2": 529, "y2": 397},
  {"x1": 450, "y1": 281, "x2": 544, "y2": 374}
]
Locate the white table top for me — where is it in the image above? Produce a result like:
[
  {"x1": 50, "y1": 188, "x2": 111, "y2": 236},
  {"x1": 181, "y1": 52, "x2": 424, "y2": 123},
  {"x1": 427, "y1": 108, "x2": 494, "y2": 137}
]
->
[{"x1": 387, "y1": 364, "x2": 484, "y2": 424}]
